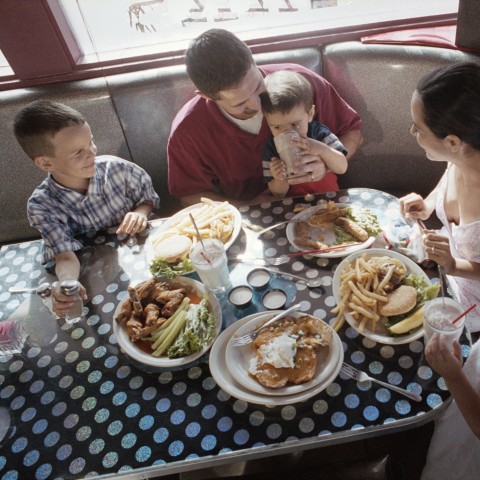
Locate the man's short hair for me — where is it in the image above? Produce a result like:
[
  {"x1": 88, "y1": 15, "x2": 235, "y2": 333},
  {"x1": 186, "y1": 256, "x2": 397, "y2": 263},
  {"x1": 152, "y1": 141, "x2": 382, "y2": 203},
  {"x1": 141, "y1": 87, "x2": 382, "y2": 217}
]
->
[
  {"x1": 186, "y1": 29, "x2": 255, "y2": 100},
  {"x1": 261, "y1": 70, "x2": 313, "y2": 115},
  {"x1": 14, "y1": 100, "x2": 86, "y2": 159}
]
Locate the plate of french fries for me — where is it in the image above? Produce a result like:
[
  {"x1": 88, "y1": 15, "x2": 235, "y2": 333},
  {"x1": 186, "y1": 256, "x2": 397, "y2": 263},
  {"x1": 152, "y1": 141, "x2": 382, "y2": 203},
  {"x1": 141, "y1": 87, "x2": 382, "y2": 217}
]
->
[
  {"x1": 331, "y1": 249, "x2": 432, "y2": 345},
  {"x1": 286, "y1": 202, "x2": 380, "y2": 258},
  {"x1": 112, "y1": 277, "x2": 222, "y2": 368},
  {"x1": 145, "y1": 198, "x2": 241, "y2": 272}
]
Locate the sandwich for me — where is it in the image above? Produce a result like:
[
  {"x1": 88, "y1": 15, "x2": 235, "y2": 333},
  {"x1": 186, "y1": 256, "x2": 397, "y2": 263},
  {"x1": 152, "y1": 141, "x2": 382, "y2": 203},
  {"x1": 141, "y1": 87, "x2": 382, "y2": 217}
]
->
[{"x1": 149, "y1": 234, "x2": 194, "y2": 278}]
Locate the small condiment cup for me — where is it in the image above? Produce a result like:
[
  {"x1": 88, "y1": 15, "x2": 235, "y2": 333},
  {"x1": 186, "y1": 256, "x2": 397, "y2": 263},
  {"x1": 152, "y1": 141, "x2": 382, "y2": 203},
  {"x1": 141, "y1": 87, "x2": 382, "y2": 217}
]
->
[
  {"x1": 228, "y1": 285, "x2": 253, "y2": 309},
  {"x1": 247, "y1": 268, "x2": 271, "y2": 290},
  {"x1": 262, "y1": 288, "x2": 287, "y2": 310}
]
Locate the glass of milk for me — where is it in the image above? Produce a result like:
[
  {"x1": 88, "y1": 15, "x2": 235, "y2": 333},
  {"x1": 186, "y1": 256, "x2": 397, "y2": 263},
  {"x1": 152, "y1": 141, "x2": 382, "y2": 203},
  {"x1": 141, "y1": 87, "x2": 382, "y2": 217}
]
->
[
  {"x1": 190, "y1": 238, "x2": 232, "y2": 294},
  {"x1": 423, "y1": 297, "x2": 465, "y2": 348},
  {"x1": 273, "y1": 130, "x2": 304, "y2": 178}
]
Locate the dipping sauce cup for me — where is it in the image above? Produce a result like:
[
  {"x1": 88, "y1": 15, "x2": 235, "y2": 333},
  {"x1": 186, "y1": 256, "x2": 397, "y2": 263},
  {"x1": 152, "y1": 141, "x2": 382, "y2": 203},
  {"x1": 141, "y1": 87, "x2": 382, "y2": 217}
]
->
[
  {"x1": 423, "y1": 297, "x2": 465, "y2": 348},
  {"x1": 273, "y1": 130, "x2": 304, "y2": 178},
  {"x1": 190, "y1": 238, "x2": 232, "y2": 294}
]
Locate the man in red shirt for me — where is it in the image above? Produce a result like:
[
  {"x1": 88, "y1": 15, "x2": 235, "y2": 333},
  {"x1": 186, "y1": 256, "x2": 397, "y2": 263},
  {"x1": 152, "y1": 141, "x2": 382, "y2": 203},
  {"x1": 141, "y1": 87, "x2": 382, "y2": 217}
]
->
[{"x1": 168, "y1": 29, "x2": 363, "y2": 207}]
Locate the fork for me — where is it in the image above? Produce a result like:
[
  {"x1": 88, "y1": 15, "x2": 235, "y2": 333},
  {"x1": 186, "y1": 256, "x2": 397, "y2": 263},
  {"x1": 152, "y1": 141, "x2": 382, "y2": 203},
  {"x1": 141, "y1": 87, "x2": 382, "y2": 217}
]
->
[
  {"x1": 267, "y1": 243, "x2": 364, "y2": 266},
  {"x1": 340, "y1": 362, "x2": 422, "y2": 402},
  {"x1": 230, "y1": 303, "x2": 302, "y2": 347}
]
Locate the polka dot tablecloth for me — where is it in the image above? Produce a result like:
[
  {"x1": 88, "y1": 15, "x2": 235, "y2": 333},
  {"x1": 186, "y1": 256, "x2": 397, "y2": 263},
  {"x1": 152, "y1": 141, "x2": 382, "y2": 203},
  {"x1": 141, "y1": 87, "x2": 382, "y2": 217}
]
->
[{"x1": 0, "y1": 189, "x2": 463, "y2": 480}]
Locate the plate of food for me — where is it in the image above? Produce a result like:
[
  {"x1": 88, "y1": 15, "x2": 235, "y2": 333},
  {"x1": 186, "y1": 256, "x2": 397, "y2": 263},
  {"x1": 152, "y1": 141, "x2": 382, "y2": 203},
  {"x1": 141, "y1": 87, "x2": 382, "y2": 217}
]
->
[
  {"x1": 224, "y1": 311, "x2": 342, "y2": 396},
  {"x1": 209, "y1": 312, "x2": 343, "y2": 406},
  {"x1": 286, "y1": 201, "x2": 381, "y2": 258},
  {"x1": 331, "y1": 249, "x2": 440, "y2": 344},
  {"x1": 145, "y1": 198, "x2": 241, "y2": 278},
  {"x1": 113, "y1": 276, "x2": 222, "y2": 368}
]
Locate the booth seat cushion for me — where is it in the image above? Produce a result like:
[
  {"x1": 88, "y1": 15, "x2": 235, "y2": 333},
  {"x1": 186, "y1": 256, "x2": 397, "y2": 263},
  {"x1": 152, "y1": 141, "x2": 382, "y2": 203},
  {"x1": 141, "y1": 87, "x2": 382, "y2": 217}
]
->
[{"x1": 322, "y1": 41, "x2": 480, "y2": 197}]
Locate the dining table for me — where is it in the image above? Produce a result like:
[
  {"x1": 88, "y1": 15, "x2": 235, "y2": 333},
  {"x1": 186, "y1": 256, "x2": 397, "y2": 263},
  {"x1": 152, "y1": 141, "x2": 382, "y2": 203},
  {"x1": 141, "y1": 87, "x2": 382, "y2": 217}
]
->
[{"x1": 0, "y1": 187, "x2": 471, "y2": 480}]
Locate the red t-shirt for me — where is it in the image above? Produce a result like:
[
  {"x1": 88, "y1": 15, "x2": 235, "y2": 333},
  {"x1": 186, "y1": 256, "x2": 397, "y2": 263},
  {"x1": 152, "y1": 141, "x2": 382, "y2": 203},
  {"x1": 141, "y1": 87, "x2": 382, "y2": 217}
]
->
[{"x1": 167, "y1": 64, "x2": 362, "y2": 200}]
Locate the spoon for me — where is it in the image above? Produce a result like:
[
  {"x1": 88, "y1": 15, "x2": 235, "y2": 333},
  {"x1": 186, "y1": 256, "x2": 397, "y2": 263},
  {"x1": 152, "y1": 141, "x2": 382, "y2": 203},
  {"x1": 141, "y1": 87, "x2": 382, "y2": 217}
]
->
[{"x1": 259, "y1": 266, "x2": 323, "y2": 288}]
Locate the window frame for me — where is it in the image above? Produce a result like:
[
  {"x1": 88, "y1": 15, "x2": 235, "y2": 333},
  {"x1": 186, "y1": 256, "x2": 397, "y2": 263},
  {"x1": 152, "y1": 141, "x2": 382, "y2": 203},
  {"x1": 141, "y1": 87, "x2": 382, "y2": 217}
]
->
[{"x1": 0, "y1": 0, "x2": 458, "y2": 92}]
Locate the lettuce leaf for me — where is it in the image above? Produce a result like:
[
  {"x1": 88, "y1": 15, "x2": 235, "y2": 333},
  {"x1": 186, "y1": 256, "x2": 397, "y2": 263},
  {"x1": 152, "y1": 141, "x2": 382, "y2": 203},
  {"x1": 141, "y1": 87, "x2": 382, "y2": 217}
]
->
[
  {"x1": 346, "y1": 207, "x2": 382, "y2": 236},
  {"x1": 167, "y1": 297, "x2": 216, "y2": 358},
  {"x1": 149, "y1": 256, "x2": 193, "y2": 279}
]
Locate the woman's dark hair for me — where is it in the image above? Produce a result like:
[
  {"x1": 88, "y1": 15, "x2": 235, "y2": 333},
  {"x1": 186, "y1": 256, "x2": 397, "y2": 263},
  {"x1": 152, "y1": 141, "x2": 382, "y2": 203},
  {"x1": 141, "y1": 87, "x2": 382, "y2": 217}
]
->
[
  {"x1": 185, "y1": 29, "x2": 255, "y2": 100},
  {"x1": 416, "y1": 61, "x2": 480, "y2": 150}
]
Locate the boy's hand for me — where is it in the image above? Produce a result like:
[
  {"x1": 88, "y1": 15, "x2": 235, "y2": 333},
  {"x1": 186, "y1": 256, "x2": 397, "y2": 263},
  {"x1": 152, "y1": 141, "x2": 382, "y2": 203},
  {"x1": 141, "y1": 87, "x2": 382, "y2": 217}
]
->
[
  {"x1": 270, "y1": 157, "x2": 287, "y2": 181},
  {"x1": 116, "y1": 211, "x2": 148, "y2": 235},
  {"x1": 51, "y1": 281, "x2": 87, "y2": 318}
]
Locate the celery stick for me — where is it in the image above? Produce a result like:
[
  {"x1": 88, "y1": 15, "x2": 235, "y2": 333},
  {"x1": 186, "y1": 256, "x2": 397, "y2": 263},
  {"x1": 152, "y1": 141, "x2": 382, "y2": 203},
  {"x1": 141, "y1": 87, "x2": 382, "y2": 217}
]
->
[
  {"x1": 148, "y1": 298, "x2": 190, "y2": 344},
  {"x1": 152, "y1": 311, "x2": 187, "y2": 357}
]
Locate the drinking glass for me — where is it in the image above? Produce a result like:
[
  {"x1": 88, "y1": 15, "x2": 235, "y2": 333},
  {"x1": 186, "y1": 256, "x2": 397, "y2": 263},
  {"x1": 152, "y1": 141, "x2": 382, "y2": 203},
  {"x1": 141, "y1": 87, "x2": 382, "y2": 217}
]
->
[
  {"x1": 190, "y1": 238, "x2": 232, "y2": 294},
  {"x1": 423, "y1": 297, "x2": 465, "y2": 348},
  {"x1": 273, "y1": 130, "x2": 304, "y2": 178}
]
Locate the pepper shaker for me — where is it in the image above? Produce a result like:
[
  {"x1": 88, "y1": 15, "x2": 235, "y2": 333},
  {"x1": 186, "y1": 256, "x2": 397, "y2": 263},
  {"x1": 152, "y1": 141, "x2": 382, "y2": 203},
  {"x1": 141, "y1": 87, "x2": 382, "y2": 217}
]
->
[{"x1": 60, "y1": 280, "x2": 84, "y2": 324}]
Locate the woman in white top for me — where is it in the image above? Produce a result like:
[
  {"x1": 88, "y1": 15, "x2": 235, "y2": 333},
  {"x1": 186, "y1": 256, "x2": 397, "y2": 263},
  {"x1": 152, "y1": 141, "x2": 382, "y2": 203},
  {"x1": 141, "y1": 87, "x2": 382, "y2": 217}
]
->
[{"x1": 400, "y1": 62, "x2": 480, "y2": 480}]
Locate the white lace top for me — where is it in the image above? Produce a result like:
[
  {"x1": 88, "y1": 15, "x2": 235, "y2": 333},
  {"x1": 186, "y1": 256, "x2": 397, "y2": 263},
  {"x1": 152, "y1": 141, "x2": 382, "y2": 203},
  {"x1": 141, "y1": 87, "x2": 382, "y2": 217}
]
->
[
  {"x1": 421, "y1": 340, "x2": 480, "y2": 480},
  {"x1": 435, "y1": 166, "x2": 480, "y2": 332}
]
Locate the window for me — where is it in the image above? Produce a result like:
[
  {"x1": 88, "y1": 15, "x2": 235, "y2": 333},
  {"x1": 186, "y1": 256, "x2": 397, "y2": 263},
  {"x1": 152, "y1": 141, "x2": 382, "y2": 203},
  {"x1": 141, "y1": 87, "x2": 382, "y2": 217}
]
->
[
  {"x1": 53, "y1": 0, "x2": 458, "y2": 64},
  {"x1": 0, "y1": 49, "x2": 13, "y2": 77},
  {"x1": 0, "y1": 0, "x2": 459, "y2": 88}
]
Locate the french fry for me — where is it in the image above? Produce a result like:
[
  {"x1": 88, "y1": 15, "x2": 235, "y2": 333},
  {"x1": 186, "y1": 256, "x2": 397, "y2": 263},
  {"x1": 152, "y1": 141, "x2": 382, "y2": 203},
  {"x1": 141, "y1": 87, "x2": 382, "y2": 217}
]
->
[{"x1": 331, "y1": 254, "x2": 408, "y2": 333}]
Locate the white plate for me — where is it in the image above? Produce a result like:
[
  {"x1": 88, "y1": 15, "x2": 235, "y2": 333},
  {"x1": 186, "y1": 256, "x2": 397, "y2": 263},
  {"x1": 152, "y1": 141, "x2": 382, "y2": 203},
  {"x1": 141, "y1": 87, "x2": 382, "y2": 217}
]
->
[
  {"x1": 112, "y1": 277, "x2": 222, "y2": 368},
  {"x1": 209, "y1": 313, "x2": 343, "y2": 407},
  {"x1": 145, "y1": 201, "x2": 242, "y2": 267},
  {"x1": 225, "y1": 311, "x2": 341, "y2": 396},
  {"x1": 332, "y1": 248, "x2": 429, "y2": 345},
  {"x1": 286, "y1": 203, "x2": 376, "y2": 258}
]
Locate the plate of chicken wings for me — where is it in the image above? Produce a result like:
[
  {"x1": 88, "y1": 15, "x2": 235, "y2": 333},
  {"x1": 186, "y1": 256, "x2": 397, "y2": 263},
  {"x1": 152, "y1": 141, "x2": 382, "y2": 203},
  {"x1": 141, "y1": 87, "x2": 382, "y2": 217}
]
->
[{"x1": 113, "y1": 276, "x2": 222, "y2": 368}]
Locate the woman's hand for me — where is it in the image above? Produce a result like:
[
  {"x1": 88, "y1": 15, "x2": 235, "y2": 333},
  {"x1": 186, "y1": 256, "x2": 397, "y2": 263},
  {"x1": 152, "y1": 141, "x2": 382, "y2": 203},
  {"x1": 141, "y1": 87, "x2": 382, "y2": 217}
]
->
[
  {"x1": 425, "y1": 333, "x2": 463, "y2": 382},
  {"x1": 423, "y1": 230, "x2": 456, "y2": 273},
  {"x1": 117, "y1": 211, "x2": 148, "y2": 235},
  {"x1": 399, "y1": 192, "x2": 432, "y2": 220}
]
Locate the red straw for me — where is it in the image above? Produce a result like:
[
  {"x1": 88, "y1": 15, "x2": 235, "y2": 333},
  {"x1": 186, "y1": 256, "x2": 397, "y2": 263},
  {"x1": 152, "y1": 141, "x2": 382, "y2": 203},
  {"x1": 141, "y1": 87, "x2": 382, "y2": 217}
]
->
[
  {"x1": 452, "y1": 303, "x2": 476, "y2": 325},
  {"x1": 287, "y1": 243, "x2": 363, "y2": 257}
]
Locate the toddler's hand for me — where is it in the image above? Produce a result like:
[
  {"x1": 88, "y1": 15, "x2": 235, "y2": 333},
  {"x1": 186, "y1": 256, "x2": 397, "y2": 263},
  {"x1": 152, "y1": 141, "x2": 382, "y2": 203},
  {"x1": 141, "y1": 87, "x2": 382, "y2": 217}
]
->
[
  {"x1": 270, "y1": 157, "x2": 287, "y2": 181},
  {"x1": 117, "y1": 211, "x2": 148, "y2": 235},
  {"x1": 425, "y1": 333, "x2": 463, "y2": 381}
]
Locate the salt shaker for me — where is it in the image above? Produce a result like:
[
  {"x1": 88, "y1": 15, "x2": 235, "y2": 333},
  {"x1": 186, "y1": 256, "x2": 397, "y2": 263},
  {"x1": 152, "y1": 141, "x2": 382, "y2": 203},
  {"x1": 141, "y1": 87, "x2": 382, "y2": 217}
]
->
[
  {"x1": 36, "y1": 282, "x2": 56, "y2": 316},
  {"x1": 60, "y1": 280, "x2": 84, "y2": 324}
]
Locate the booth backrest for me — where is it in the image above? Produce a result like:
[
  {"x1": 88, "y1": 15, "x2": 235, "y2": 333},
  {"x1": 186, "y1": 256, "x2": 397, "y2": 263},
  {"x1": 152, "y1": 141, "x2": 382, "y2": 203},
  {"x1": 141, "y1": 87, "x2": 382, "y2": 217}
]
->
[{"x1": 1, "y1": 40, "x2": 480, "y2": 245}]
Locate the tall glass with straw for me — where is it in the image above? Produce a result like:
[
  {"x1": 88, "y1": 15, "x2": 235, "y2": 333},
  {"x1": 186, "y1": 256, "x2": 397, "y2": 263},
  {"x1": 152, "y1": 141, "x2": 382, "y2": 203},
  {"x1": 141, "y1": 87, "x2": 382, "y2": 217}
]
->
[{"x1": 188, "y1": 213, "x2": 232, "y2": 294}]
